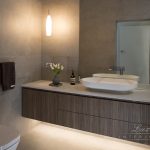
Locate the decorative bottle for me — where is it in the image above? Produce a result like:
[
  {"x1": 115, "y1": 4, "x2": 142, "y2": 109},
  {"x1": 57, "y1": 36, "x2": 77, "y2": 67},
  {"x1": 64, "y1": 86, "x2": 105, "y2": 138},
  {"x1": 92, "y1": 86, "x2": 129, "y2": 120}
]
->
[{"x1": 70, "y1": 70, "x2": 76, "y2": 85}]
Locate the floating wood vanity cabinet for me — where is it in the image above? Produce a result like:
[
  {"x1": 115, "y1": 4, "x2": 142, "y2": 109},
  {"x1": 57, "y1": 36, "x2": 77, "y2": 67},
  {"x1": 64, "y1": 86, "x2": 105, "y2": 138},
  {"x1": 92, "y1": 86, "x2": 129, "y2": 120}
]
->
[{"x1": 22, "y1": 85, "x2": 150, "y2": 145}]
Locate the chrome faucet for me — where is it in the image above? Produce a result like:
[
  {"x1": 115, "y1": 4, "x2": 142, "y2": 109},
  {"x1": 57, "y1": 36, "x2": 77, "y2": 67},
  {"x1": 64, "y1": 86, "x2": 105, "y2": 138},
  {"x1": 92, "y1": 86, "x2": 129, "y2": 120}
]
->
[{"x1": 109, "y1": 66, "x2": 125, "y2": 75}]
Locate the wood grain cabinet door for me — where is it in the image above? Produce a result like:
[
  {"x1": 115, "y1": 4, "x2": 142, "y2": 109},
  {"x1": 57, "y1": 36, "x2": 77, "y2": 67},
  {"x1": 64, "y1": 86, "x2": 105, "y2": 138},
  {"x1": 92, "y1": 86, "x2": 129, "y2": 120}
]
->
[
  {"x1": 22, "y1": 88, "x2": 58, "y2": 124},
  {"x1": 58, "y1": 93, "x2": 150, "y2": 125}
]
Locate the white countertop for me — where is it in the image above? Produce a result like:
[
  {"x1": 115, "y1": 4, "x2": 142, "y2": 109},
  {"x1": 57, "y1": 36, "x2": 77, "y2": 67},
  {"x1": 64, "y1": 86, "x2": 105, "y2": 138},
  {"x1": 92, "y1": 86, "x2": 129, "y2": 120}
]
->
[{"x1": 22, "y1": 80, "x2": 150, "y2": 104}]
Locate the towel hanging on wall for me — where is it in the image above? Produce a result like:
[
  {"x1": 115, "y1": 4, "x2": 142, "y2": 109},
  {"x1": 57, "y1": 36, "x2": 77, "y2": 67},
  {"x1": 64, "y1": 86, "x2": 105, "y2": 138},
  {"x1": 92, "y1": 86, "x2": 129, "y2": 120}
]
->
[{"x1": 0, "y1": 62, "x2": 16, "y2": 91}]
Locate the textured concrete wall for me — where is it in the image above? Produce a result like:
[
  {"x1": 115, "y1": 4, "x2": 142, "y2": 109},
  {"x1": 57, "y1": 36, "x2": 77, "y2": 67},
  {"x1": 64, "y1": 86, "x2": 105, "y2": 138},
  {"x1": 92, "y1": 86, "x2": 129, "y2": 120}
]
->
[
  {"x1": 41, "y1": 0, "x2": 79, "y2": 82},
  {"x1": 79, "y1": 0, "x2": 150, "y2": 77},
  {"x1": 0, "y1": 0, "x2": 42, "y2": 134}
]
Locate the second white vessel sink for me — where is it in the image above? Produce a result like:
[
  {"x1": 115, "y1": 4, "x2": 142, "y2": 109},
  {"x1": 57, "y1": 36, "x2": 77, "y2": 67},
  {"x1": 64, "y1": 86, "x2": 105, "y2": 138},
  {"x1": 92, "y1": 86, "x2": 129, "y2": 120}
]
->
[
  {"x1": 93, "y1": 73, "x2": 139, "y2": 81},
  {"x1": 81, "y1": 77, "x2": 138, "y2": 92}
]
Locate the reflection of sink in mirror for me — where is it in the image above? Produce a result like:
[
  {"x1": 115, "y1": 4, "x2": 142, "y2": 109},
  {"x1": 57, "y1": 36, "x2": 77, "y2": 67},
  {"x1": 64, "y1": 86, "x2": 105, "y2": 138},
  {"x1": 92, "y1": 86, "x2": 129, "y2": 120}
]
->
[
  {"x1": 93, "y1": 73, "x2": 139, "y2": 82},
  {"x1": 81, "y1": 77, "x2": 138, "y2": 92}
]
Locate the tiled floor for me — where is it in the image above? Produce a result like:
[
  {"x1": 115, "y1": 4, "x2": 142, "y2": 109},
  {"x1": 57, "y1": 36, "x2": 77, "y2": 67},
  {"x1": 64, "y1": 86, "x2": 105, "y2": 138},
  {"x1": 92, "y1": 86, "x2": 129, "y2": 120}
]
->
[{"x1": 18, "y1": 123, "x2": 150, "y2": 150}]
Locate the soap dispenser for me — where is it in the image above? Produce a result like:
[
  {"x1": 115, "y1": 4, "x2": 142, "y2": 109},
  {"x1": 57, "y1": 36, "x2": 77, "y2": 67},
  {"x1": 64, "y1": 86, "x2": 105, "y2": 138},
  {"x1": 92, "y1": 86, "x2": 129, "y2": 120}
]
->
[{"x1": 70, "y1": 70, "x2": 76, "y2": 85}]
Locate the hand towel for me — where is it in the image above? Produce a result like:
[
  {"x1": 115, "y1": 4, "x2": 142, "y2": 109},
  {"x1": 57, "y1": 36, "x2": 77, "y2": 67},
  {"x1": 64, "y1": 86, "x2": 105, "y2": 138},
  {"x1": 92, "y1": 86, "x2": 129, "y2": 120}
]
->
[{"x1": 0, "y1": 62, "x2": 16, "y2": 91}]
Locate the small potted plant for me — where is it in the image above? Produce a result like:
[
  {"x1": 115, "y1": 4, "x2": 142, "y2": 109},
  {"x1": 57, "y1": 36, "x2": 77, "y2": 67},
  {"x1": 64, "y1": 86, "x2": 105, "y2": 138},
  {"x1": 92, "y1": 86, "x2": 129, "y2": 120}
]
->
[{"x1": 46, "y1": 62, "x2": 64, "y2": 86}]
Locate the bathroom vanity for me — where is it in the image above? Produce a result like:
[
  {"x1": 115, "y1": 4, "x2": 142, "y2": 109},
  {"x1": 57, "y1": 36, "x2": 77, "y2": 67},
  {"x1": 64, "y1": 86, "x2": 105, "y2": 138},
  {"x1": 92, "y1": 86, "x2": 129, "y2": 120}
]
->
[{"x1": 22, "y1": 80, "x2": 150, "y2": 145}]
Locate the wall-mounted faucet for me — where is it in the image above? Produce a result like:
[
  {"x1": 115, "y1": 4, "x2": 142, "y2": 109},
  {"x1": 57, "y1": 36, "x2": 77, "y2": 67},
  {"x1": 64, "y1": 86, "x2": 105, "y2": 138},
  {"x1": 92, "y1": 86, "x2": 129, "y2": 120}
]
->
[{"x1": 109, "y1": 66, "x2": 125, "y2": 75}]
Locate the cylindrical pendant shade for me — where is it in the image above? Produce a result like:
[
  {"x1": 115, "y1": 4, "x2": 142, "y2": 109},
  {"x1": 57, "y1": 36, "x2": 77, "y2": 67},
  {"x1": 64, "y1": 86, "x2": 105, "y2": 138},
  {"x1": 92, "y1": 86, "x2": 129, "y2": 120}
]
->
[{"x1": 46, "y1": 15, "x2": 52, "y2": 36}]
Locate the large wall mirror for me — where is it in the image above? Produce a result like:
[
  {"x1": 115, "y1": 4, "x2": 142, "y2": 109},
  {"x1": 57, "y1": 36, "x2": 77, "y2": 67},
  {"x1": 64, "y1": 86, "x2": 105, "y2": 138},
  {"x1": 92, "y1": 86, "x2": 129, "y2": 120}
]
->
[
  {"x1": 79, "y1": 0, "x2": 150, "y2": 84},
  {"x1": 117, "y1": 21, "x2": 150, "y2": 84}
]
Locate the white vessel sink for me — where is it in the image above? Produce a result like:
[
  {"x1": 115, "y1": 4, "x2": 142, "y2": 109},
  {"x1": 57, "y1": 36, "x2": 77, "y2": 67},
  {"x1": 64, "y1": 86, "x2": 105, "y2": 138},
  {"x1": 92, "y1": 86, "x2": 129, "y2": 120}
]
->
[
  {"x1": 81, "y1": 77, "x2": 138, "y2": 92},
  {"x1": 93, "y1": 73, "x2": 139, "y2": 81}
]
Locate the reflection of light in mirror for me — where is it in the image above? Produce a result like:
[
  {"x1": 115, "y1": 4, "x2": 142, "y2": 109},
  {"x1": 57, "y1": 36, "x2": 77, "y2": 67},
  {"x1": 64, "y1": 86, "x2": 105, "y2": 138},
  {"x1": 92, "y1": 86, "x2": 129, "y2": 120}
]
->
[
  {"x1": 46, "y1": 15, "x2": 52, "y2": 36},
  {"x1": 55, "y1": 16, "x2": 70, "y2": 35}
]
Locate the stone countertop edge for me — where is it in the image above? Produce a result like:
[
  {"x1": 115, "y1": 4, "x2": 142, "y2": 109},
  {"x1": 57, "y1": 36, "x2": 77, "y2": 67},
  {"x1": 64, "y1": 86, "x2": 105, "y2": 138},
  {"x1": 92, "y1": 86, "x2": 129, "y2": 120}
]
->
[{"x1": 22, "y1": 80, "x2": 150, "y2": 104}]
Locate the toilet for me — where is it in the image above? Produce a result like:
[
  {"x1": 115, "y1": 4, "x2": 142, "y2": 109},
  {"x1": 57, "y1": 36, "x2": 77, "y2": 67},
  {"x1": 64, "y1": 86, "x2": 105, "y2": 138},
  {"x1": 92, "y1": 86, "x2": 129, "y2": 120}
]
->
[{"x1": 0, "y1": 125, "x2": 20, "y2": 150}]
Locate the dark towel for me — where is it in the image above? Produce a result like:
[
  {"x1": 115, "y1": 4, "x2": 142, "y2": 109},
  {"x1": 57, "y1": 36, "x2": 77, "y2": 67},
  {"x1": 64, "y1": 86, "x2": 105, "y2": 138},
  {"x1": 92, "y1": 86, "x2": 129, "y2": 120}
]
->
[{"x1": 0, "y1": 62, "x2": 16, "y2": 91}]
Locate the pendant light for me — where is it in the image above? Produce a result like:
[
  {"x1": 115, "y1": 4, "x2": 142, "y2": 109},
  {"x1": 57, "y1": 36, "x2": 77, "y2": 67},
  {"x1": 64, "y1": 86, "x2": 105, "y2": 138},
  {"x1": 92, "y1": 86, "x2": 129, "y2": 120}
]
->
[{"x1": 46, "y1": 10, "x2": 52, "y2": 36}]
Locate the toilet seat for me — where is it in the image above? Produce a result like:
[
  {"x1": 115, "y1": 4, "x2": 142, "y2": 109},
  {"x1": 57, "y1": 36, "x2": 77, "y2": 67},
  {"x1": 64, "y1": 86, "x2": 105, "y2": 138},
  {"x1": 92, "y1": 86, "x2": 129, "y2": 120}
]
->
[{"x1": 0, "y1": 125, "x2": 20, "y2": 150}]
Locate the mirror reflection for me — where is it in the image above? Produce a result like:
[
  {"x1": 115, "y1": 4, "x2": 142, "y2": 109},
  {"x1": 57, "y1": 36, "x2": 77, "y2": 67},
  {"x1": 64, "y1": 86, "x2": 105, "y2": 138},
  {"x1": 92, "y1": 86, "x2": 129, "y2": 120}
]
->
[{"x1": 117, "y1": 21, "x2": 150, "y2": 84}]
